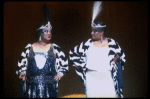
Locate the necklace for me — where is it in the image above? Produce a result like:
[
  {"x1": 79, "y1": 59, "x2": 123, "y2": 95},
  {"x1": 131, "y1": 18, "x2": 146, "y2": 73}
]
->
[{"x1": 99, "y1": 37, "x2": 106, "y2": 43}]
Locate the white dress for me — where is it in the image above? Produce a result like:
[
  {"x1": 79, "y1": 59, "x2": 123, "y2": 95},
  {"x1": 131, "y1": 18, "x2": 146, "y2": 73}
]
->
[{"x1": 85, "y1": 43, "x2": 116, "y2": 98}]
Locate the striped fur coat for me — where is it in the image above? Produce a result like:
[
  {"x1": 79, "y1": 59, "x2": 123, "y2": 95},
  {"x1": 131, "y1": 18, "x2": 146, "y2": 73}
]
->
[
  {"x1": 16, "y1": 43, "x2": 69, "y2": 91},
  {"x1": 69, "y1": 38, "x2": 126, "y2": 98}
]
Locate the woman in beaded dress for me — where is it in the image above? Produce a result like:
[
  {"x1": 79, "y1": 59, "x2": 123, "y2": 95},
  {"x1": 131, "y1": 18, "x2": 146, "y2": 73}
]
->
[{"x1": 16, "y1": 21, "x2": 69, "y2": 98}]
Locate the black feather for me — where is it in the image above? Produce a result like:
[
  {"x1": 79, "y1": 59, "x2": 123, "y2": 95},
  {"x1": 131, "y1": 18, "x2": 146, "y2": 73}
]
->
[{"x1": 43, "y1": 3, "x2": 50, "y2": 21}]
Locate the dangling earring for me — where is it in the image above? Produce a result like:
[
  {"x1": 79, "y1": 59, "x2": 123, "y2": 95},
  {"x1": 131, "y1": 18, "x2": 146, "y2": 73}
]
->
[
  {"x1": 101, "y1": 35, "x2": 103, "y2": 41},
  {"x1": 100, "y1": 35, "x2": 103, "y2": 43},
  {"x1": 39, "y1": 36, "x2": 41, "y2": 41}
]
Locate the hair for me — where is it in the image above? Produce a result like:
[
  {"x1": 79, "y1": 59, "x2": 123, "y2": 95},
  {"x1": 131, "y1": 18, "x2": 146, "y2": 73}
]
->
[
  {"x1": 34, "y1": 21, "x2": 52, "y2": 40},
  {"x1": 34, "y1": 29, "x2": 42, "y2": 40},
  {"x1": 93, "y1": 21, "x2": 106, "y2": 35}
]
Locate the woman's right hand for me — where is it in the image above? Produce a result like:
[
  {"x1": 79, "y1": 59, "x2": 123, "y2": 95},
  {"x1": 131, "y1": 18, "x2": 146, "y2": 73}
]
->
[{"x1": 19, "y1": 72, "x2": 25, "y2": 81}]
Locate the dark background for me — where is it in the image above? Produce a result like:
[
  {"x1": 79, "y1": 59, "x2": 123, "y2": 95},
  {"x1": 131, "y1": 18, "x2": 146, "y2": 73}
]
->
[{"x1": 3, "y1": 1, "x2": 148, "y2": 98}]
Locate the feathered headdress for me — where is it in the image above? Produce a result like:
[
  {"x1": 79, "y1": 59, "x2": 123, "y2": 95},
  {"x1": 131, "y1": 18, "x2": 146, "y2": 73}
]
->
[
  {"x1": 38, "y1": 3, "x2": 52, "y2": 30},
  {"x1": 91, "y1": 1, "x2": 106, "y2": 28}
]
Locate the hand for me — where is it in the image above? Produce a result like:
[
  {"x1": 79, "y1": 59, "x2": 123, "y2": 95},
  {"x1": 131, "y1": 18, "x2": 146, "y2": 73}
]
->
[
  {"x1": 19, "y1": 72, "x2": 25, "y2": 81},
  {"x1": 113, "y1": 57, "x2": 117, "y2": 62},
  {"x1": 54, "y1": 73, "x2": 63, "y2": 82},
  {"x1": 112, "y1": 53, "x2": 120, "y2": 63},
  {"x1": 112, "y1": 57, "x2": 118, "y2": 63}
]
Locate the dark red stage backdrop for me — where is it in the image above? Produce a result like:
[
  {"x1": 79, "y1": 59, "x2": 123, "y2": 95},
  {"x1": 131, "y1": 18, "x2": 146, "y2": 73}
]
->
[{"x1": 4, "y1": 1, "x2": 148, "y2": 98}]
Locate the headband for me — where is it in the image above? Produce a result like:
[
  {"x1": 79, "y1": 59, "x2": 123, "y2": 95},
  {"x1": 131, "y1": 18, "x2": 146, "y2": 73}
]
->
[{"x1": 37, "y1": 21, "x2": 52, "y2": 30}]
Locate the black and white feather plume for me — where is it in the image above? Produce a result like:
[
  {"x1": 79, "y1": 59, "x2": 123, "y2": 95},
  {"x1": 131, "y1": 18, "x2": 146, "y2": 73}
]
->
[{"x1": 91, "y1": 1, "x2": 102, "y2": 24}]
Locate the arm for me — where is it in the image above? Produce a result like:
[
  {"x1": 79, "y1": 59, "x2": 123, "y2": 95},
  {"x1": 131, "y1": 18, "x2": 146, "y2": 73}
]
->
[
  {"x1": 52, "y1": 44, "x2": 69, "y2": 81},
  {"x1": 113, "y1": 40, "x2": 126, "y2": 88},
  {"x1": 114, "y1": 41, "x2": 126, "y2": 70},
  {"x1": 69, "y1": 39, "x2": 91, "y2": 83},
  {"x1": 16, "y1": 44, "x2": 32, "y2": 81},
  {"x1": 109, "y1": 38, "x2": 126, "y2": 70},
  {"x1": 69, "y1": 41, "x2": 88, "y2": 72}
]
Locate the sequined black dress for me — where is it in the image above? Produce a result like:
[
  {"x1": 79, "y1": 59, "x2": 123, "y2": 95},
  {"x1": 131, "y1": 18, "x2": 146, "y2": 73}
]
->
[{"x1": 25, "y1": 45, "x2": 57, "y2": 98}]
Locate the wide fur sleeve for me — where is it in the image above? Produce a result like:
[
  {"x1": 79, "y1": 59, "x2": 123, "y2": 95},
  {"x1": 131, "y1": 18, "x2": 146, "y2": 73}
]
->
[
  {"x1": 69, "y1": 39, "x2": 92, "y2": 83},
  {"x1": 52, "y1": 43, "x2": 69, "y2": 76},
  {"x1": 115, "y1": 41, "x2": 126, "y2": 70},
  {"x1": 16, "y1": 44, "x2": 32, "y2": 76},
  {"x1": 108, "y1": 38, "x2": 126, "y2": 70},
  {"x1": 69, "y1": 39, "x2": 92, "y2": 69}
]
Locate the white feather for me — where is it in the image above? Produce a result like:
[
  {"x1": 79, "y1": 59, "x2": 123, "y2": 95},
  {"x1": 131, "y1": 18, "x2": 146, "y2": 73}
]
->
[{"x1": 92, "y1": 1, "x2": 102, "y2": 23}]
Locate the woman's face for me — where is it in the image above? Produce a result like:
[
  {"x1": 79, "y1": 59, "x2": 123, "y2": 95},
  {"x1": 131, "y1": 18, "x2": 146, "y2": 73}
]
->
[
  {"x1": 91, "y1": 30, "x2": 104, "y2": 40},
  {"x1": 41, "y1": 28, "x2": 52, "y2": 41}
]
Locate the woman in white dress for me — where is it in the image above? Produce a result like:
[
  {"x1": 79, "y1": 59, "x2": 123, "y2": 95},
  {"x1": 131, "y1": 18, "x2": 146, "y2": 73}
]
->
[
  {"x1": 69, "y1": 21, "x2": 126, "y2": 98},
  {"x1": 85, "y1": 21, "x2": 116, "y2": 98}
]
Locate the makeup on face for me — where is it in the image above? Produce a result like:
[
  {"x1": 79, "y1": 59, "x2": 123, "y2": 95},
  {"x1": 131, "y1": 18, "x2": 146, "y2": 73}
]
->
[
  {"x1": 92, "y1": 27, "x2": 104, "y2": 33},
  {"x1": 41, "y1": 28, "x2": 52, "y2": 41},
  {"x1": 42, "y1": 29, "x2": 51, "y2": 34},
  {"x1": 91, "y1": 28, "x2": 104, "y2": 41},
  {"x1": 92, "y1": 32, "x2": 101, "y2": 38}
]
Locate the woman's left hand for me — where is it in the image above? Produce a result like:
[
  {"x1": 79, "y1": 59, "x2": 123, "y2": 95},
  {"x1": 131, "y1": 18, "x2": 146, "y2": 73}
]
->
[
  {"x1": 112, "y1": 57, "x2": 117, "y2": 63},
  {"x1": 112, "y1": 53, "x2": 120, "y2": 63},
  {"x1": 54, "y1": 73, "x2": 63, "y2": 82}
]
